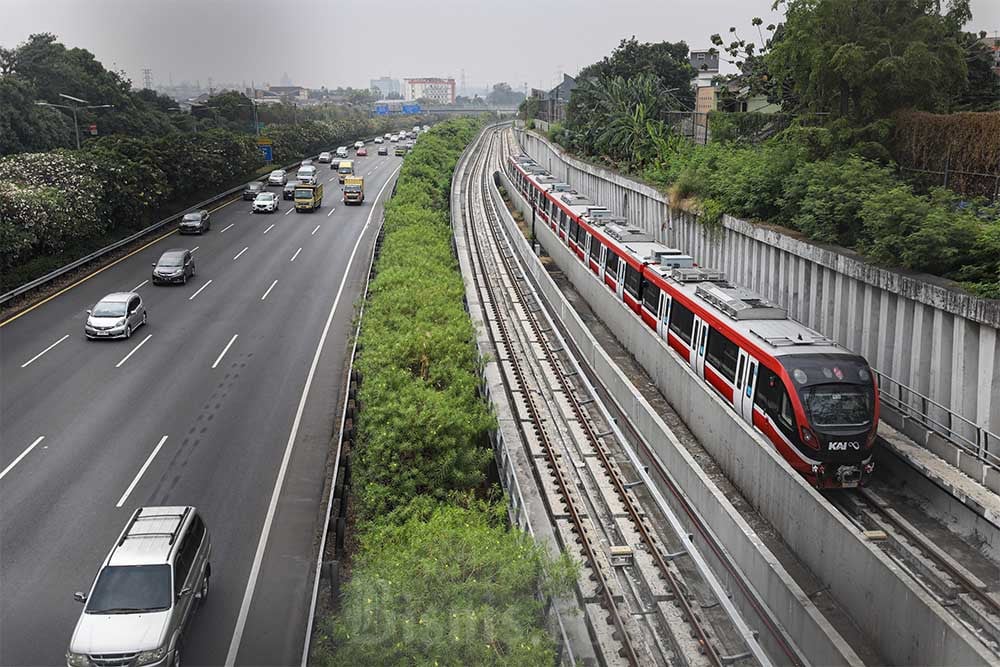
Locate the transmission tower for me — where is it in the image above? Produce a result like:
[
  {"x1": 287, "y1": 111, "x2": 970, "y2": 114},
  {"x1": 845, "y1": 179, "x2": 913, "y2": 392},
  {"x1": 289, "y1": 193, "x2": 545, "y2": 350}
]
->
[
  {"x1": 142, "y1": 68, "x2": 153, "y2": 90},
  {"x1": 460, "y1": 69, "x2": 467, "y2": 97}
]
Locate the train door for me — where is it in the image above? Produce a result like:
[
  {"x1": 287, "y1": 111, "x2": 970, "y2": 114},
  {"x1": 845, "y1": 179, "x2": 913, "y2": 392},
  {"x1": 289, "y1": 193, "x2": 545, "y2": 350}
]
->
[
  {"x1": 736, "y1": 353, "x2": 758, "y2": 423},
  {"x1": 690, "y1": 318, "x2": 707, "y2": 376},
  {"x1": 615, "y1": 258, "x2": 626, "y2": 301},
  {"x1": 597, "y1": 245, "x2": 606, "y2": 282},
  {"x1": 656, "y1": 292, "x2": 671, "y2": 339}
]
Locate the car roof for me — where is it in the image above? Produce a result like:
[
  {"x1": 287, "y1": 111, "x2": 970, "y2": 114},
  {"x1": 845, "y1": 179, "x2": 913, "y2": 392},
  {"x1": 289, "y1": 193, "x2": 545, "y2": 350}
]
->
[
  {"x1": 109, "y1": 506, "x2": 192, "y2": 567},
  {"x1": 256, "y1": 191, "x2": 276, "y2": 197},
  {"x1": 160, "y1": 248, "x2": 188, "y2": 257},
  {"x1": 98, "y1": 291, "x2": 138, "y2": 303}
]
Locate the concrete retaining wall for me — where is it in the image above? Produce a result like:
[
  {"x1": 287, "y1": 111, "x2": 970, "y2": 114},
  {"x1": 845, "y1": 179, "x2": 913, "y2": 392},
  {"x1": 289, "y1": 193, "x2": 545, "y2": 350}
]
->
[
  {"x1": 515, "y1": 130, "x2": 1000, "y2": 444},
  {"x1": 499, "y1": 162, "x2": 994, "y2": 666}
]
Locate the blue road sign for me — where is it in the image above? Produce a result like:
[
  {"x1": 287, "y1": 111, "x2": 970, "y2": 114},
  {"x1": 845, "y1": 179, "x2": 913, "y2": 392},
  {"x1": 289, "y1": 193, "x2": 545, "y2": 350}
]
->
[
  {"x1": 375, "y1": 104, "x2": 390, "y2": 115},
  {"x1": 259, "y1": 144, "x2": 273, "y2": 162},
  {"x1": 402, "y1": 104, "x2": 421, "y2": 114}
]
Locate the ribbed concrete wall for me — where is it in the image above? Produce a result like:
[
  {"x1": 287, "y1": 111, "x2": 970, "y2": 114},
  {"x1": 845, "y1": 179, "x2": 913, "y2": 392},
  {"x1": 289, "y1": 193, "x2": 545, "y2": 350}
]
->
[{"x1": 516, "y1": 129, "x2": 1000, "y2": 441}]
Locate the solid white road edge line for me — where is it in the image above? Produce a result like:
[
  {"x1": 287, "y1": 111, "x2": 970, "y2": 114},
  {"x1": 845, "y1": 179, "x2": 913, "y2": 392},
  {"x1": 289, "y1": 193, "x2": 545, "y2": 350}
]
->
[
  {"x1": 116, "y1": 435, "x2": 168, "y2": 507},
  {"x1": 290, "y1": 247, "x2": 302, "y2": 262},
  {"x1": 115, "y1": 333, "x2": 152, "y2": 368},
  {"x1": 0, "y1": 436, "x2": 45, "y2": 482},
  {"x1": 132, "y1": 279, "x2": 149, "y2": 291},
  {"x1": 233, "y1": 247, "x2": 249, "y2": 261},
  {"x1": 226, "y1": 163, "x2": 401, "y2": 667},
  {"x1": 263, "y1": 223, "x2": 275, "y2": 234},
  {"x1": 261, "y1": 280, "x2": 278, "y2": 301},
  {"x1": 221, "y1": 223, "x2": 235, "y2": 233},
  {"x1": 188, "y1": 279, "x2": 213, "y2": 301},
  {"x1": 21, "y1": 334, "x2": 69, "y2": 368},
  {"x1": 311, "y1": 225, "x2": 320, "y2": 235},
  {"x1": 212, "y1": 333, "x2": 238, "y2": 369}
]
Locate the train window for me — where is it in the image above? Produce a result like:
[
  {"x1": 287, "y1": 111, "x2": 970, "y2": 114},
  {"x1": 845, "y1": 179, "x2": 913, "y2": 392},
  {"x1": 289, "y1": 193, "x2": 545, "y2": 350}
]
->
[
  {"x1": 589, "y1": 234, "x2": 601, "y2": 261},
  {"x1": 754, "y1": 367, "x2": 795, "y2": 432},
  {"x1": 559, "y1": 209, "x2": 568, "y2": 231},
  {"x1": 569, "y1": 218, "x2": 579, "y2": 241},
  {"x1": 577, "y1": 223, "x2": 588, "y2": 246},
  {"x1": 606, "y1": 249, "x2": 619, "y2": 275},
  {"x1": 624, "y1": 264, "x2": 642, "y2": 299},
  {"x1": 705, "y1": 329, "x2": 739, "y2": 382},
  {"x1": 668, "y1": 301, "x2": 694, "y2": 345},
  {"x1": 642, "y1": 281, "x2": 659, "y2": 312}
]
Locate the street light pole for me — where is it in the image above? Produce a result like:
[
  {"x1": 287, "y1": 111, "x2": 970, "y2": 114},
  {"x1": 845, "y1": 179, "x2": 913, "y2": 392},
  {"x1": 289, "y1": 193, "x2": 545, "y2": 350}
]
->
[{"x1": 35, "y1": 94, "x2": 113, "y2": 149}]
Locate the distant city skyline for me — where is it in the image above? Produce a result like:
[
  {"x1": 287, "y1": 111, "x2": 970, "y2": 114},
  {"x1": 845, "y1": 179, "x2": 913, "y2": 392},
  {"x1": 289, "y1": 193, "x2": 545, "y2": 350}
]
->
[{"x1": 3, "y1": 0, "x2": 998, "y2": 95}]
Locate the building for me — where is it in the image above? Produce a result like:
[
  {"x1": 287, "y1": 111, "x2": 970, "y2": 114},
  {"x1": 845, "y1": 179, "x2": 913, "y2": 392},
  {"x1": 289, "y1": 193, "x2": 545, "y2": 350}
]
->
[
  {"x1": 370, "y1": 77, "x2": 401, "y2": 98},
  {"x1": 980, "y1": 33, "x2": 1000, "y2": 76},
  {"x1": 689, "y1": 49, "x2": 720, "y2": 87},
  {"x1": 530, "y1": 74, "x2": 576, "y2": 123},
  {"x1": 267, "y1": 85, "x2": 309, "y2": 102},
  {"x1": 403, "y1": 77, "x2": 456, "y2": 104}
]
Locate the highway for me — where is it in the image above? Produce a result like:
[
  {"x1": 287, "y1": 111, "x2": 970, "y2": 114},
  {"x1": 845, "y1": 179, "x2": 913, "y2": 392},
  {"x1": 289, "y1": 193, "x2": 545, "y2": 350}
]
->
[{"x1": 0, "y1": 148, "x2": 401, "y2": 666}]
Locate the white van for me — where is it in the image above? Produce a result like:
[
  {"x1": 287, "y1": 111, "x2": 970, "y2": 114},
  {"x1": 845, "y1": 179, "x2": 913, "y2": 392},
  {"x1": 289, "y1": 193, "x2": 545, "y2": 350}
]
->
[
  {"x1": 297, "y1": 165, "x2": 318, "y2": 184},
  {"x1": 336, "y1": 146, "x2": 349, "y2": 158}
]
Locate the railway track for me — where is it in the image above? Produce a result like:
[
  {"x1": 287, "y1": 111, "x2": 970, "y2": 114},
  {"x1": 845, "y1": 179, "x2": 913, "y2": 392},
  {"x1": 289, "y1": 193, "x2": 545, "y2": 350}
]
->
[
  {"x1": 832, "y1": 487, "x2": 1000, "y2": 655},
  {"x1": 458, "y1": 126, "x2": 769, "y2": 666}
]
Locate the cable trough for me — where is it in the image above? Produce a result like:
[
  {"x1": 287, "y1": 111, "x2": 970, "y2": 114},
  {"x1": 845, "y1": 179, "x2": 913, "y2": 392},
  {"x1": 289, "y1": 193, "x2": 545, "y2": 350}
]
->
[{"x1": 457, "y1": 126, "x2": 768, "y2": 667}]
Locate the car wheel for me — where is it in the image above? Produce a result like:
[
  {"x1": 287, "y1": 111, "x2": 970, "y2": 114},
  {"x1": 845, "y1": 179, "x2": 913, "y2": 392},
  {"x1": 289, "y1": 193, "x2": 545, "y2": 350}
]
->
[
  {"x1": 190, "y1": 264, "x2": 196, "y2": 277},
  {"x1": 125, "y1": 325, "x2": 132, "y2": 339},
  {"x1": 142, "y1": 311, "x2": 148, "y2": 326},
  {"x1": 182, "y1": 273, "x2": 188, "y2": 285}
]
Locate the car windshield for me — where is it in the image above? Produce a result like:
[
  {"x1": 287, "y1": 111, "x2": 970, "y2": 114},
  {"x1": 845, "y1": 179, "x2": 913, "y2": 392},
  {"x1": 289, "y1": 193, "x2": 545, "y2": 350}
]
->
[
  {"x1": 338, "y1": 166, "x2": 352, "y2": 174},
  {"x1": 92, "y1": 301, "x2": 127, "y2": 317},
  {"x1": 270, "y1": 171, "x2": 283, "y2": 177},
  {"x1": 257, "y1": 193, "x2": 274, "y2": 201},
  {"x1": 345, "y1": 185, "x2": 361, "y2": 192},
  {"x1": 158, "y1": 254, "x2": 184, "y2": 267},
  {"x1": 182, "y1": 213, "x2": 201, "y2": 222},
  {"x1": 800, "y1": 384, "x2": 873, "y2": 428},
  {"x1": 86, "y1": 564, "x2": 172, "y2": 614},
  {"x1": 248, "y1": 183, "x2": 261, "y2": 190},
  {"x1": 294, "y1": 189, "x2": 313, "y2": 199}
]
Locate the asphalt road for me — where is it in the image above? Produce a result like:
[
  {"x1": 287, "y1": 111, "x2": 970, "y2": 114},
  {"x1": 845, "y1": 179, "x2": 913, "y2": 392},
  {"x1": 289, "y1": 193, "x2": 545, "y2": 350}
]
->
[{"x1": 0, "y1": 146, "x2": 402, "y2": 666}]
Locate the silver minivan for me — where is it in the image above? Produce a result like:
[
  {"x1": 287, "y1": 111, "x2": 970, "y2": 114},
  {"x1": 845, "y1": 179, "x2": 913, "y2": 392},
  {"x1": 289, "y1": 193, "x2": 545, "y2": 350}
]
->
[
  {"x1": 296, "y1": 165, "x2": 318, "y2": 185},
  {"x1": 66, "y1": 507, "x2": 211, "y2": 667},
  {"x1": 85, "y1": 292, "x2": 147, "y2": 339}
]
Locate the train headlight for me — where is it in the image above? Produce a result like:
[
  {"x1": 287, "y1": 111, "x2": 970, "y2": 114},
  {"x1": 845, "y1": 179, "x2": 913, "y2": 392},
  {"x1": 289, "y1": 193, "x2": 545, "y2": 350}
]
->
[{"x1": 800, "y1": 425, "x2": 820, "y2": 450}]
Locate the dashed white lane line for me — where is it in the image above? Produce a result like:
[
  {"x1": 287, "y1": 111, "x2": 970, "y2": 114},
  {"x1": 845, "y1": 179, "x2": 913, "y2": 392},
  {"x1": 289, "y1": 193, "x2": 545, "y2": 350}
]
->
[
  {"x1": 116, "y1": 435, "x2": 168, "y2": 507},
  {"x1": 290, "y1": 247, "x2": 302, "y2": 262},
  {"x1": 261, "y1": 280, "x2": 278, "y2": 301},
  {"x1": 221, "y1": 223, "x2": 235, "y2": 233},
  {"x1": 284, "y1": 208, "x2": 293, "y2": 216},
  {"x1": 233, "y1": 247, "x2": 249, "y2": 261},
  {"x1": 132, "y1": 279, "x2": 149, "y2": 291},
  {"x1": 21, "y1": 334, "x2": 69, "y2": 368},
  {"x1": 263, "y1": 223, "x2": 275, "y2": 234},
  {"x1": 188, "y1": 279, "x2": 213, "y2": 301},
  {"x1": 212, "y1": 334, "x2": 238, "y2": 369},
  {"x1": 327, "y1": 176, "x2": 336, "y2": 183},
  {"x1": 0, "y1": 436, "x2": 45, "y2": 482},
  {"x1": 326, "y1": 207, "x2": 335, "y2": 217},
  {"x1": 191, "y1": 246, "x2": 200, "y2": 253},
  {"x1": 115, "y1": 333, "x2": 152, "y2": 368},
  {"x1": 311, "y1": 225, "x2": 320, "y2": 235}
]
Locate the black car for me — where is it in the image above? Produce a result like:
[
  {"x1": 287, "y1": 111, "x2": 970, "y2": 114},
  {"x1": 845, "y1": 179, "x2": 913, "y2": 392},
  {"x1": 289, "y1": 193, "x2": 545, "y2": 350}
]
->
[
  {"x1": 179, "y1": 210, "x2": 210, "y2": 234},
  {"x1": 330, "y1": 159, "x2": 342, "y2": 170},
  {"x1": 243, "y1": 181, "x2": 265, "y2": 200},
  {"x1": 283, "y1": 180, "x2": 300, "y2": 200},
  {"x1": 152, "y1": 249, "x2": 195, "y2": 285}
]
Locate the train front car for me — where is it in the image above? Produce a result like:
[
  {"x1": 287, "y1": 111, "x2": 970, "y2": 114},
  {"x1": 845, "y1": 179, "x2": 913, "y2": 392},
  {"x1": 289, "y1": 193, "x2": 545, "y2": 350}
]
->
[{"x1": 775, "y1": 353, "x2": 878, "y2": 488}]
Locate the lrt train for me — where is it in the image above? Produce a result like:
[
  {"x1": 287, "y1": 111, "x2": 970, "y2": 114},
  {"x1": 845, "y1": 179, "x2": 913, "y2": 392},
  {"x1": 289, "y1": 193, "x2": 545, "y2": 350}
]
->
[{"x1": 507, "y1": 153, "x2": 879, "y2": 489}]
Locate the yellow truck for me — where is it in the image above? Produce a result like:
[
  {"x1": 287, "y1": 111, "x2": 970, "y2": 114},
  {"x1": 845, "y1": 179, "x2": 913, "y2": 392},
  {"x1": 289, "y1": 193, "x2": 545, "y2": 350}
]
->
[
  {"x1": 337, "y1": 159, "x2": 354, "y2": 184},
  {"x1": 294, "y1": 182, "x2": 323, "y2": 212},
  {"x1": 343, "y1": 176, "x2": 364, "y2": 205}
]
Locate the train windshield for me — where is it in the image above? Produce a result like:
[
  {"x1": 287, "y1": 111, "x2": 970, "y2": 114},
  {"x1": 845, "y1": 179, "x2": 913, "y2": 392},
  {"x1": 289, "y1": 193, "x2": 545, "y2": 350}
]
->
[{"x1": 799, "y1": 384, "x2": 873, "y2": 428}]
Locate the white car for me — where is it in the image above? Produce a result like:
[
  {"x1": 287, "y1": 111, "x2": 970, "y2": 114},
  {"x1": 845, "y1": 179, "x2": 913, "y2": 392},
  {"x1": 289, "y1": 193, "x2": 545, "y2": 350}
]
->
[
  {"x1": 422, "y1": 125, "x2": 430, "y2": 132},
  {"x1": 318, "y1": 152, "x2": 332, "y2": 163},
  {"x1": 267, "y1": 169, "x2": 287, "y2": 186},
  {"x1": 374, "y1": 136, "x2": 383, "y2": 144},
  {"x1": 336, "y1": 146, "x2": 349, "y2": 158},
  {"x1": 253, "y1": 192, "x2": 279, "y2": 213},
  {"x1": 390, "y1": 134, "x2": 399, "y2": 142},
  {"x1": 354, "y1": 140, "x2": 365, "y2": 149},
  {"x1": 384, "y1": 132, "x2": 392, "y2": 139}
]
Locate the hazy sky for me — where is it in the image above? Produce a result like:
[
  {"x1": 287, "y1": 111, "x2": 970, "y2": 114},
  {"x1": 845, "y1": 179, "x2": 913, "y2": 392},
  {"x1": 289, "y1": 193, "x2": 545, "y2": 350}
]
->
[{"x1": 2, "y1": 0, "x2": 999, "y2": 93}]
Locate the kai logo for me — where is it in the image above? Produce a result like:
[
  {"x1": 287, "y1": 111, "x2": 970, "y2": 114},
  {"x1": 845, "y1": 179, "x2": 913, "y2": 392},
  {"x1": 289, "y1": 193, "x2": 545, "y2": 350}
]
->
[{"x1": 828, "y1": 441, "x2": 861, "y2": 451}]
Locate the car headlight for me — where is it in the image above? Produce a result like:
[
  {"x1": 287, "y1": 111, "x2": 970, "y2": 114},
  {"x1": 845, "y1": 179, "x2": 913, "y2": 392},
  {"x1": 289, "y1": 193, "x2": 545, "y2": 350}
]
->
[
  {"x1": 135, "y1": 645, "x2": 169, "y2": 666},
  {"x1": 66, "y1": 651, "x2": 90, "y2": 667}
]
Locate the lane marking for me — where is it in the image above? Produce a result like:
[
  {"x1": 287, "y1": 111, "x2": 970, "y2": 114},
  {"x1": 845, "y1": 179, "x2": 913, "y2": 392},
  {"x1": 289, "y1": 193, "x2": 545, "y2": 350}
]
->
[
  {"x1": 311, "y1": 225, "x2": 320, "y2": 235},
  {"x1": 284, "y1": 208, "x2": 293, "y2": 216},
  {"x1": 233, "y1": 247, "x2": 249, "y2": 261},
  {"x1": 188, "y1": 279, "x2": 213, "y2": 301},
  {"x1": 327, "y1": 176, "x2": 336, "y2": 183},
  {"x1": 289, "y1": 247, "x2": 302, "y2": 262},
  {"x1": 0, "y1": 199, "x2": 240, "y2": 328},
  {"x1": 21, "y1": 334, "x2": 70, "y2": 368},
  {"x1": 263, "y1": 223, "x2": 275, "y2": 234},
  {"x1": 115, "y1": 333, "x2": 152, "y2": 368},
  {"x1": 131, "y1": 279, "x2": 149, "y2": 291},
  {"x1": 191, "y1": 246, "x2": 200, "y2": 254},
  {"x1": 227, "y1": 164, "x2": 401, "y2": 667},
  {"x1": 116, "y1": 435, "x2": 168, "y2": 507},
  {"x1": 326, "y1": 208, "x2": 335, "y2": 218},
  {"x1": 261, "y1": 280, "x2": 278, "y2": 301},
  {"x1": 221, "y1": 223, "x2": 235, "y2": 233},
  {"x1": 0, "y1": 436, "x2": 45, "y2": 482},
  {"x1": 212, "y1": 334, "x2": 238, "y2": 369}
]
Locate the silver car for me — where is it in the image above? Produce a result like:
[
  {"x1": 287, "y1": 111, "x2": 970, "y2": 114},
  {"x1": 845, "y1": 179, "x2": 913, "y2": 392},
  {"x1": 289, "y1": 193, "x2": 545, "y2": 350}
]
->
[
  {"x1": 67, "y1": 507, "x2": 211, "y2": 667},
  {"x1": 267, "y1": 169, "x2": 287, "y2": 186},
  {"x1": 85, "y1": 292, "x2": 146, "y2": 340}
]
